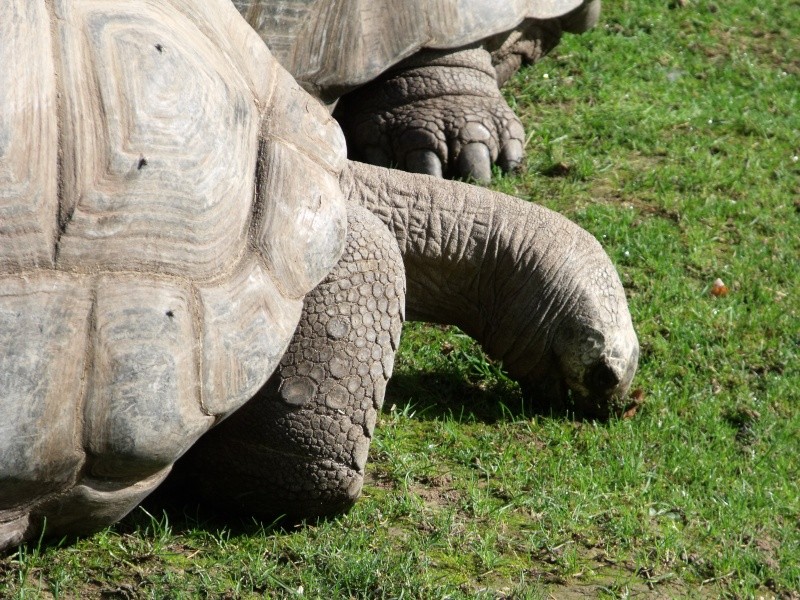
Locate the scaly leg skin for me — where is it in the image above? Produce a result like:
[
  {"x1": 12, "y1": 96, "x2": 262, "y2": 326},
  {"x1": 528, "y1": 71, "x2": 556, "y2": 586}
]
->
[
  {"x1": 491, "y1": 19, "x2": 564, "y2": 88},
  {"x1": 176, "y1": 205, "x2": 404, "y2": 519},
  {"x1": 334, "y1": 47, "x2": 525, "y2": 183}
]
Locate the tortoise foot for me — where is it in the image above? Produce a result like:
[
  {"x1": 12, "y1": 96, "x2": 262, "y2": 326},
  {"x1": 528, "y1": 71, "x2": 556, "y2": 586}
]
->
[{"x1": 335, "y1": 48, "x2": 525, "y2": 183}]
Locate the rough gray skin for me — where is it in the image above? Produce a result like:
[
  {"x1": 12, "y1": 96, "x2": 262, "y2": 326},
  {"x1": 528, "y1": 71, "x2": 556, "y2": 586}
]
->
[
  {"x1": 334, "y1": 48, "x2": 528, "y2": 182},
  {"x1": 1, "y1": 0, "x2": 634, "y2": 548},
  {"x1": 236, "y1": 0, "x2": 601, "y2": 181},
  {"x1": 346, "y1": 164, "x2": 639, "y2": 420},
  {"x1": 176, "y1": 161, "x2": 639, "y2": 519}
]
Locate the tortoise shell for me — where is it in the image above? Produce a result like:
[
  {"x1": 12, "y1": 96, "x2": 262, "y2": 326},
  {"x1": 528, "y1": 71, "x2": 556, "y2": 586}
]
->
[
  {"x1": 234, "y1": 0, "x2": 587, "y2": 99},
  {"x1": 0, "y1": 0, "x2": 346, "y2": 544}
]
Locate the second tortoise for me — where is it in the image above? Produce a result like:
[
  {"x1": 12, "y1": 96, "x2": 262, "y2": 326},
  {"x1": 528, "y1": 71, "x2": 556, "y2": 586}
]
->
[{"x1": 235, "y1": 0, "x2": 601, "y2": 181}]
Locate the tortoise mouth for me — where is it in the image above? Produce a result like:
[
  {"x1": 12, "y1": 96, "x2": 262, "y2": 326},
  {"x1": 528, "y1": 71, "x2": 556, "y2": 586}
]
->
[
  {"x1": 520, "y1": 375, "x2": 644, "y2": 421},
  {"x1": 573, "y1": 341, "x2": 641, "y2": 420},
  {"x1": 569, "y1": 389, "x2": 644, "y2": 421}
]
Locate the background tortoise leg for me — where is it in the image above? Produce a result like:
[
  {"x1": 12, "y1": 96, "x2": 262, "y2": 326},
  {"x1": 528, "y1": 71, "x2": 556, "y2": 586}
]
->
[
  {"x1": 176, "y1": 205, "x2": 404, "y2": 519},
  {"x1": 334, "y1": 47, "x2": 525, "y2": 182}
]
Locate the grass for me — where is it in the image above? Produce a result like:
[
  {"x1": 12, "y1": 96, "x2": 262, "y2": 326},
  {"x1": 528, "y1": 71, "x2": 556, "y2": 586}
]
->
[{"x1": 2, "y1": 0, "x2": 799, "y2": 597}]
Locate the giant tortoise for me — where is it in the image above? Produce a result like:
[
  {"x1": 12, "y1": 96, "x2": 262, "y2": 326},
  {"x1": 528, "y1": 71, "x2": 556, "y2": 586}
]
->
[
  {"x1": 0, "y1": 0, "x2": 635, "y2": 549},
  {"x1": 235, "y1": 0, "x2": 601, "y2": 181}
]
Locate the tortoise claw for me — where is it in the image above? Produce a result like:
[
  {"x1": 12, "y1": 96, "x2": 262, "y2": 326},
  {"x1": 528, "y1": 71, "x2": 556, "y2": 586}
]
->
[
  {"x1": 498, "y1": 138, "x2": 524, "y2": 173},
  {"x1": 406, "y1": 149, "x2": 443, "y2": 178},
  {"x1": 457, "y1": 142, "x2": 493, "y2": 182}
]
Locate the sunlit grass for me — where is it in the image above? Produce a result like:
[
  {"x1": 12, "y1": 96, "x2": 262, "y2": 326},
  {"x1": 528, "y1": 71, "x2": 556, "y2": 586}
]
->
[{"x1": 2, "y1": 1, "x2": 798, "y2": 597}]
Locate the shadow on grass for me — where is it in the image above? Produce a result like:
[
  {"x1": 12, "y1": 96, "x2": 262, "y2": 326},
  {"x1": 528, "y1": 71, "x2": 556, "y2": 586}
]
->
[
  {"x1": 5, "y1": 368, "x2": 614, "y2": 552},
  {"x1": 383, "y1": 370, "x2": 526, "y2": 424},
  {"x1": 385, "y1": 370, "x2": 609, "y2": 424},
  {"x1": 124, "y1": 373, "x2": 544, "y2": 541},
  {"x1": 127, "y1": 479, "x2": 328, "y2": 541}
]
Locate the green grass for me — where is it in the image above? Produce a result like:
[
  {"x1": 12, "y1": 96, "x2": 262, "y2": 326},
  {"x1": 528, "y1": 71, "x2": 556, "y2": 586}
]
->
[{"x1": 3, "y1": 0, "x2": 799, "y2": 597}]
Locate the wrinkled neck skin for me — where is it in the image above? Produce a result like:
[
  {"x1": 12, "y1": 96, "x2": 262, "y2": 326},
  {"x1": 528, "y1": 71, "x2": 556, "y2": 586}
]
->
[{"x1": 343, "y1": 161, "x2": 639, "y2": 417}]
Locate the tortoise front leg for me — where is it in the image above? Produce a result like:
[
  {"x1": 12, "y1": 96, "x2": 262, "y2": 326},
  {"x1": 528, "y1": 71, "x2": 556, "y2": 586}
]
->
[
  {"x1": 334, "y1": 47, "x2": 525, "y2": 183},
  {"x1": 178, "y1": 205, "x2": 404, "y2": 518}
]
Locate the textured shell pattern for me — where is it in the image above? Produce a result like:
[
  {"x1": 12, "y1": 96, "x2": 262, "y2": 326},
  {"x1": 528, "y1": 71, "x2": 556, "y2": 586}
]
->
[
  {"x1": 0, "y1": 0, "x2": 346, "y2": 541},
  {"x1": 233, "y1": 0, "x2": 583, "y2": 98}
]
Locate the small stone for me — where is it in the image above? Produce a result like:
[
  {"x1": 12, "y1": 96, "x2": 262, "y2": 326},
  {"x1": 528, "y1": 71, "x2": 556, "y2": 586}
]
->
[{"x1": 710, "y1": 278, "x2": 729, "y2": 297}]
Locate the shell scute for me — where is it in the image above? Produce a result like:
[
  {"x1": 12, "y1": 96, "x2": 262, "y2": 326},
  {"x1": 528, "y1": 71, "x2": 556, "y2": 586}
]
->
[
  {"x1": 254, "y1": 138, "x2": 347, "y2": 299},
  {"x1": 0, "y1": 1, "x2": 58, "y2": 272},
  {"x1": 239, "y1": 0, "x2": 585, "y2": 97},
  {"x1": 55, "y1": 3, "x2": 260, "y2": 278},
  {"x1": 84, "y1": 277, "x2": 212, "y2": 479},
  {"x1": 0, "y1": 275, "x2": 92, "y2": 506},
  {"x1": 199, "y1": 258, "x2": 303, "y2": 417}
]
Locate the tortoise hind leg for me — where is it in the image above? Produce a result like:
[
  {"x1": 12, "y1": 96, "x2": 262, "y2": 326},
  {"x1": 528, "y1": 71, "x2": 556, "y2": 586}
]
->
[{"x1": 175, "y1": 205, "x2": 404, "y2": 519}]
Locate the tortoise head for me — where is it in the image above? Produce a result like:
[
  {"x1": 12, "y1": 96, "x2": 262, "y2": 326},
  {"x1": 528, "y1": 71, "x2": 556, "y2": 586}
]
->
[
  {"x1": 552, "y1": 316, "x2": 639, "y2": 419},
  {"x1": 544, "y1": 263, "x2": 640, "y2": 420}
]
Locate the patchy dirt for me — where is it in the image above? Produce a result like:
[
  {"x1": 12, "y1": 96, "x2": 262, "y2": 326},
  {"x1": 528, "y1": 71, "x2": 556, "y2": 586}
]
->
[
  {"x1": 723, "y1": 405, "x2": 762, "y2": 446},
  {"x1": 460, "y1": 549, "x2": 721, "y2": 600},
  {"x1": 409, "y1": 474, "x2": 463, "y2": 510},
  {"x1": 364, "y1": 470, "x2": 465, "y2": 512},
  {"x1": 696, "y1": 25, "x2": 800, "y2": 76},
  {"x1": 541, "y1": 161, "x2": 575, "y2": 178},
  {"x1": 748, "y1": 533, "x2": 781, "y2": 572},
  {"x1": 541, "y1": 578, "x2": 709, "y2": 599}
]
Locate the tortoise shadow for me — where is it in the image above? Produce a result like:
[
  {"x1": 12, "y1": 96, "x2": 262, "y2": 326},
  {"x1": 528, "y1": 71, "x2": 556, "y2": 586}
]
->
[
  {"x1": 384, "y1": 370, "x2": 526, "y2": 423},
  {"x1": 128, "y1": 368, "x2": 594, "y2": 540},
  {"x1": 129, "y1": 372, "x2": 518, "y2": 538},
  {"x1": 383, "y1": 370, "x2": 591, "y2": 423}
]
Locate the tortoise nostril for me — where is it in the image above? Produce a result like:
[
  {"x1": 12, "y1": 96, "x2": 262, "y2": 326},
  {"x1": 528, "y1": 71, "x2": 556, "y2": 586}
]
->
[{"x1": 589, "y1": 361, "x2": 621, "y2": 391}]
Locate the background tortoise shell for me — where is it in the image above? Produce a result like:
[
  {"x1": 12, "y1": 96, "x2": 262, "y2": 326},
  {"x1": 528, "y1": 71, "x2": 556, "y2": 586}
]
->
[{"x1": 234, "y1": 0, "x2": 588, "y2": 100}]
